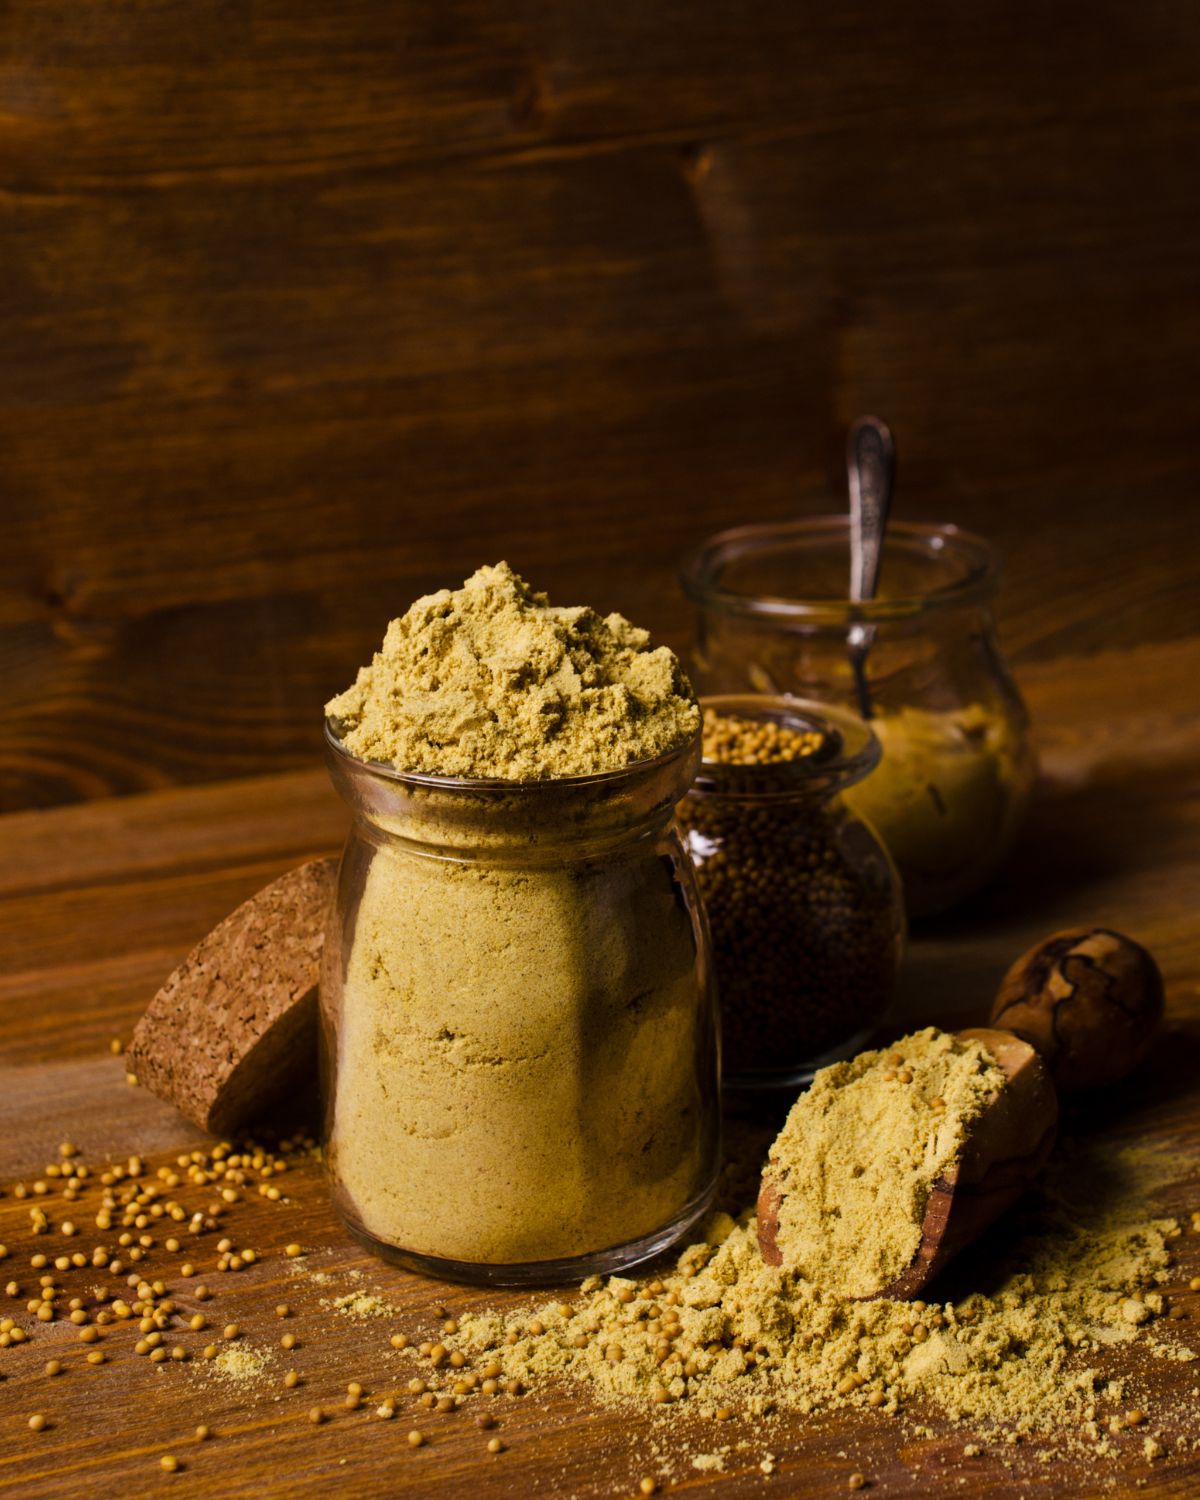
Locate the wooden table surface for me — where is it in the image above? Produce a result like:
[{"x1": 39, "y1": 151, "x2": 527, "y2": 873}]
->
[{"x1": 1, "y1": 632, "x2": 1199, "y2": 1498}]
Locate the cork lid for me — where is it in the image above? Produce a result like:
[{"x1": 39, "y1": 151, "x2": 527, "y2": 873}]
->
[{"x1": 127, "y1": 858, "x2": 338, "y2": 1137}]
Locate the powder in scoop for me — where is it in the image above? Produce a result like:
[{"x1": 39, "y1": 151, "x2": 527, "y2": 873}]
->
[
  {"x1": 325, "y1": 562, "x2": 700, "y2": 779},
  {"x1": 766, "y1": 1029, "x2": 1007, "y2": 1298}
]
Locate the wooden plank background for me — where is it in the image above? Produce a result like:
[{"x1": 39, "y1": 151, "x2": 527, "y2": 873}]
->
[{"x1": 2, "y1": 1, "x2": 1198, "y2": 811}]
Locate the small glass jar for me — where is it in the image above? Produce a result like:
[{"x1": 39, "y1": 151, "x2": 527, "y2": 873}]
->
[
  {"x1": 320, "y1": 725, "x2": 720, "y2": 1287},
  {"x1": 681, "y1": 518, "x2": 1036, "y2": 917},
  {"x1": 679, "y1": 696, "x2": 904, "y2": 1089}
]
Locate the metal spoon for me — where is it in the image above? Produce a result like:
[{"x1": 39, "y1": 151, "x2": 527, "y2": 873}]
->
[{"x1": 846, "y1": 415, "x2": 895, "y2": 718}]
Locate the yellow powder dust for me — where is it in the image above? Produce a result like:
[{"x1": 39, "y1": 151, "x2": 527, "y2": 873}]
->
[
  {"x1": 325, "y1": 1291, "x2": 399, "y2": 1319},
  {"x1": 767, "y1": 1029, "x2": 1007, "y2": 1297},
  {"x1": 194, "y1": 1345, "x2": 274, "y2": 1388},
  {"x1": 325, "y1": 562, "x2": 700, "y2": 780},
  {"x1": 446, "y1": 1133, "x2": 1188, "y2": 1454}
]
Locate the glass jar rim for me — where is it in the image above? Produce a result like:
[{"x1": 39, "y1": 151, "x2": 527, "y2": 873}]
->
[
  {"x1": 679, "y1": 517, "x2": 1002, "y2": 626},
  {"x1": 323, "y1": 719, "x2": 700, "y2": 793},
  {"x1": 691, "y1": 695, "x2": 881, "y2": 797}
]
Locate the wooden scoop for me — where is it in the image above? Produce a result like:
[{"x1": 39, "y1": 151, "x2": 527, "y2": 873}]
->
[{"x1": 757, "y1": 1027, "x2": 1058, "y2": 1299}]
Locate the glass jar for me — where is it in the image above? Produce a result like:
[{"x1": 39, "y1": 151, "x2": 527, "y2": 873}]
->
[
  {"x1": 681, "y1": 518, "x2": 1036, "y2": 918},
  {"x1": 319, "y1": 725, "x2": 720, "y2": 1287},
  {"x1": 679, "y1": 696, "x2": 904, "y2": 1089}
]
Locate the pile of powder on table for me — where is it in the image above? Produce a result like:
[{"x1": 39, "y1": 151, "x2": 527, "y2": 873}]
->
[{"x1": 324, "y1": 561, "x2": 700, "y2": 779}]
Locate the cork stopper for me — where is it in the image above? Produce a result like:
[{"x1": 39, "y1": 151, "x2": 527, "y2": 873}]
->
[{"x1": 128, "y1": 858, "x2": 338, "y2": 1136}]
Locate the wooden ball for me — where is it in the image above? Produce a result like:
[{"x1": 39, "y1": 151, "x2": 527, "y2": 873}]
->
[{"x1": 990, "y1": 928, "x2": 1163, "y2": 1092}]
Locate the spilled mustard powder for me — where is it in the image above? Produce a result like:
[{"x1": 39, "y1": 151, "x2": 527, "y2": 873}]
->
[
  {"x1": 766, "y1": 1029, "x2": 1007, "y2": 1298},
  {"x1": 444, "y1": 1129, "x2": 1186, "y2": 1455},
  {"x1": 325, "y1": 562, "x2": 701, "y2": 780}
]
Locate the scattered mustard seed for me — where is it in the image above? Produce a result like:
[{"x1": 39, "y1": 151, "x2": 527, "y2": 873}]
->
[
  {"x1": 28, "y1": 1414, "x2": 47, "y2": 1432},
  {"x1": 487, "y1": 1437, "x2": 504, "y2": 1454},
  {"x1": 407, "y1": 1430, "x2": 425, "y2": 1448},
  {"x1": 160, "y1": 1455, "x2": 179, "y2": 1473}
]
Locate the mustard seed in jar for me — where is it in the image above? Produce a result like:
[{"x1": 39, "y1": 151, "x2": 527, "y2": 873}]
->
[{"x1": 679, "y1": 698, "x2": 904, "y2": 1087}]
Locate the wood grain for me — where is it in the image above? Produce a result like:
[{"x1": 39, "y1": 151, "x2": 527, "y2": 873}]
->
[
  {"x1": 2, "y1": 1, "x2": 1198, "y2": 808},
  {"x1": 1, "y1": 633, "x2": 1199, "y2": 1497}
]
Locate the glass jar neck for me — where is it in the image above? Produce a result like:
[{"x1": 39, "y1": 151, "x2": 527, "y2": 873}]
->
[
  {"x1": 324, "y1": 727, "x2": 701, "y2": 859},
  {"x1": 690, "y1": 695, "x2": 880, "y2": 802},
  {"x1": 681, "y1": 517, "x2": 1002, "y2": 631}
]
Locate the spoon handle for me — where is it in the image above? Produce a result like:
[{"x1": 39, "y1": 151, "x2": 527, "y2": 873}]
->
[{"x1": 847, "y1": 416, "x2": 895, "y2": 605}]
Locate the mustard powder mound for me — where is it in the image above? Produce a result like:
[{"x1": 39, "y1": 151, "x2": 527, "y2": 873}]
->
[{"x1": 325, "y1": 562, "x2": 701, "y2": 780}]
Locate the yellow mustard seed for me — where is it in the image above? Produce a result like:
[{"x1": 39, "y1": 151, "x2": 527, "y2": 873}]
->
[
  {"x1": 308, "y1": 1407, "x2": 324, "y2": 1424},
  {"x1": 160, "y1": 1455, "x2": 179, "y2": 1472},
  {"x1": 195, "y1": 1425, "x2": 211, "y2": 1441},
  {"x1": 285, "y1": 1244, "x2": 303, "y2": 1258},
  {"x1": 284, "y1": 1371, "x2": 300, "y2": 1388},
  {"x1": 390, "y1": 1334, "x2": 409, "y2": 1350},
  {"x1": 849, "y1": 1478, "x2": 866, "y2": 1492},
  {"x1": 487, "y1": 1437, "x2": 504, "y2": 1454},
  {"x1": 640, "y1": 1481, "x2": 658, "y2": 1497},
  {"x1": 275, "y1": 1305, "x2": 290, "y2": 1319},
  {"x1": 407, "y1": 1430, "x2": 424, "y2": 1448},
  {"x1": 223, "y1": 1324, "x2": 239, "y2": 1341},
  {"x1": 29, "y1": 1414, "x2": 47, "y2": 1432},
  {"x1": 87, "y1": 1350, "x2": 106, "y2": 1365},
  {"x1": 45, "y1": 1359, "x2": 63, "y2": 1376},
  {"x1": 280, "y1": 1333, "x2": 297, "y2": 1351}
]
